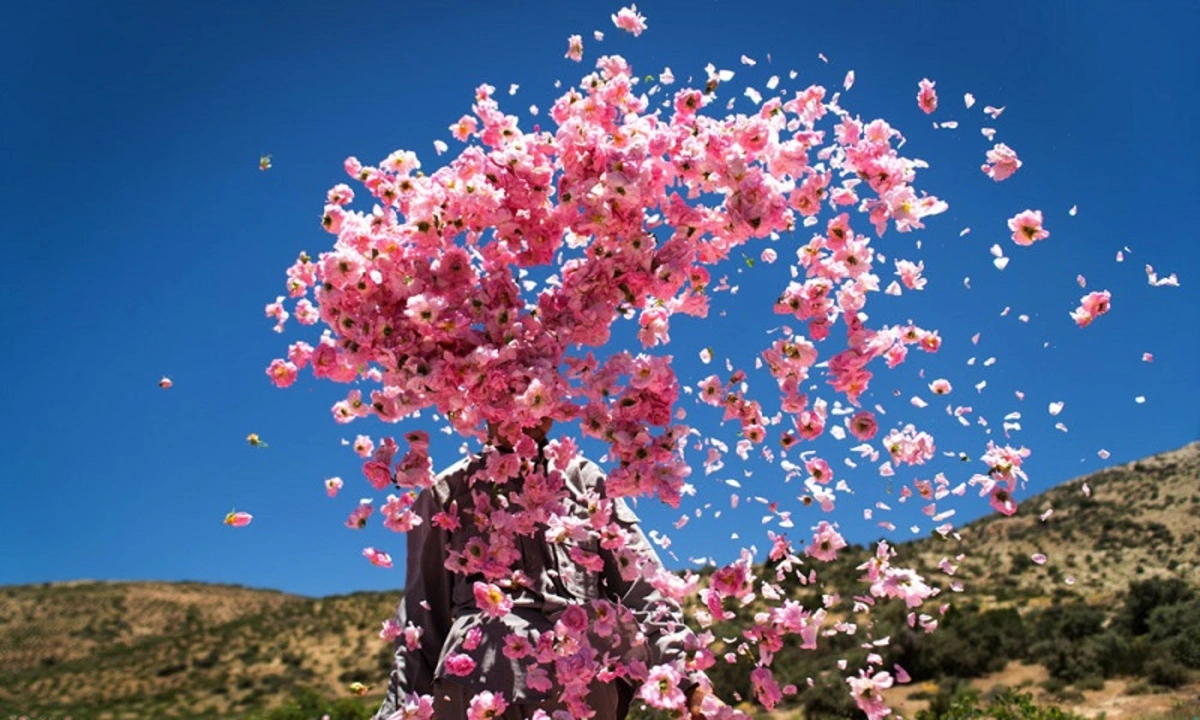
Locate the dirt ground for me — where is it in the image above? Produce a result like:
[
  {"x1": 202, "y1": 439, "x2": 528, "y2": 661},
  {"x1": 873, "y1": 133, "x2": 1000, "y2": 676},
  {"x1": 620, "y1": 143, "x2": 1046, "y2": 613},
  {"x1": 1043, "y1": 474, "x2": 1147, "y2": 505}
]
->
[{"x1": 880, "y1": 661, "x2": 1200, "y2": 720}]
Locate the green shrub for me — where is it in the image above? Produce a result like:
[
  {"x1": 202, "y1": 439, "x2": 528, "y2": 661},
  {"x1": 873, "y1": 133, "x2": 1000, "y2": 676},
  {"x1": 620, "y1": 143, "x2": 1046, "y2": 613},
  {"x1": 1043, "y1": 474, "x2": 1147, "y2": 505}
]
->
[
  {"x1": 1145, "y1": 657, "x2": 1189, "y2": 688},
  {"x1": 915, "y1": 687, "x2": 1087, "y2": 720}
]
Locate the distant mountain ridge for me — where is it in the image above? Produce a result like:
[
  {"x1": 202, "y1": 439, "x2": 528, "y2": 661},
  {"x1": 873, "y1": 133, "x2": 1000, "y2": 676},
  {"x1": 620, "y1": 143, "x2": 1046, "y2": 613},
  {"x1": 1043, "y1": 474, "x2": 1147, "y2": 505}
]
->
[{"x1": 1, "y1": 441, "x2": 1196, "y2": 719}]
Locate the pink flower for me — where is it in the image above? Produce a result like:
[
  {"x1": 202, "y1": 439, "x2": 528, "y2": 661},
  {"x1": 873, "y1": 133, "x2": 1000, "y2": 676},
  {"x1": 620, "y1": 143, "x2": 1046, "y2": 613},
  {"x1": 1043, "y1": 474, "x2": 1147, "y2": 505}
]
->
[
  {"x1": 928, "y1": 379, "x2": 952, "y2": 395},
  {"x1": 352, "y1": 435, "x2": 375, "y2": 459},
  {"x1": 466, "y1": 691, "x2": 507, "y2": 720},
  {"x1": 1008, "y1": 209, "x2": 1049, "y2": 246},
  {"x1": 565, "y1": 34, "x2": 583, "y2": 62},
  {"x1": 158, "y1": 376, "x2": 172, "y2": 389},
  {"x1": 612, "y1": 5, "x2": 648, "y2": 36},
  {"x1": 895, "y1": 259, "x2": 926, "y2": 291},
  {"x1": 266, "y1": 359, "x2": 298, "y2": 388},
  {"x1": 848, "y1": 670, "x2": 894, "y2": 720},
  {"x1": 224, "y1": 511, "x2": 252, "y2": 527},
  {"x1": 473, "y1": 581, "x2": 514, "y2": 618},
  {"x1": 806, "y1": 521, "x2": 848, "y2": 562},
  {"x1": 345, "y1": 499, "x2": 374, "y2": 529},
  {"x1": 849, "y1": 411, "x2": 879, "y2": 441},
  {"x1": 917, "y1": 79, "x2": 938, "y2": 114},
  {"x1": 503, "y1": 634, "x2": 533, "y2": 660},
  {"x1": 1070, "y1": 290, "x2": 1111, "y2": 328},
  {"x1": 981, "y1": 143, "x2": 1021, "y2": 181},
  {"x1": 379, "y1": 618, "x2": 403, "y2": 641},
  {"x1": 444, "y1": 653, "x2": 476, "y2": 677},
  {"x1": 638, "y1": 665, "x2": 685, "y2": 710},
  {"x1": 362, "y1": 460, "x2": 394, "y2": 490},
  {"x1": 751, "y1": 666, "x2": 784, "y2": 710},
  {"x1": 324, "y1": 477, "x2": 343, "y2": 497},
  {"x1": 363, "y1": 547, "x2": 393, "y2": 569}
]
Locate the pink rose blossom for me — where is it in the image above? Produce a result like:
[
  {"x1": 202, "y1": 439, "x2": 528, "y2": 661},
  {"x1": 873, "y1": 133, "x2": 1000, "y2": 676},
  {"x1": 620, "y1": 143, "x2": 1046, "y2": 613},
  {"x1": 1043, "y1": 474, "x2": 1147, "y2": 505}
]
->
[
  {"x1": 1070, "y1": 290, "x2": 1111, "y2": 328},
  {"x1": 982, "y1": 143, "x2": 1021, "y2": 181},
  {"x1": 473, "y1": 581, "x2": 514, "y2": 618},
  {"x1": 1008, "y1": 209, "x2": 1049, "y2": 246},
  {"x1": 612, "y1": 5, "x2": 648, "y2": 36},
  {"x1": 917, "y1": 79, "x2": 938, "y2": 114},
  {"x1": 565, "y1": 34, "x2": 583, "y2": 61},
  {"x1": 443, "y1": 653, "x2": 476, "y2": 677},
  {"x1": 363, "y1": 547, "x2": 393, "y2": 569}
]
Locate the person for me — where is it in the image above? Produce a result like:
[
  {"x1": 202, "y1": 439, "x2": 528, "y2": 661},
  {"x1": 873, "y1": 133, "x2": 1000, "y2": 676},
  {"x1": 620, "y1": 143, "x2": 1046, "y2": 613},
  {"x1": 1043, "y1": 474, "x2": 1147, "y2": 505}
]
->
[{"x1": 372, "y1": 417, "x2": 721, "y2": 720}]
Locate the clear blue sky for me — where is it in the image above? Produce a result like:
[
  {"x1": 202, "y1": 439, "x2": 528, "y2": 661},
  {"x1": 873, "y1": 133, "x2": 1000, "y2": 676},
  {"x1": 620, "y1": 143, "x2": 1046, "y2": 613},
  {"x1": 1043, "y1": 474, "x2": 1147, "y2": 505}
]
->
[{"x1": 1, "y1": 1, "x2": 1197, "y2": 598}]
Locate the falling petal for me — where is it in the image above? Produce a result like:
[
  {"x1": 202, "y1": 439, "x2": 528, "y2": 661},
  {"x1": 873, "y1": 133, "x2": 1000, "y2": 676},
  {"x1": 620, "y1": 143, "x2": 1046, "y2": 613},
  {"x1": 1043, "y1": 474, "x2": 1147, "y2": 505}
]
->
[
  {"x1": 844, "y1": 70, "x2": 855, "y2": 90},
  {"x1": 964, "y1": 93, "x2": 976, "y2": 108},
  {"x1": 1048, "y1": 402, "x2": 1064, "y2": 416},
  {"x1": 224, "y1": 511, "x2": 253, "y2": 527},
  {"x1": 1031, "y1": 553, "x2": 1047, "y2": 565},
  {"x1": 158, "y1": 376, "x2": 173, "y2": 389}
]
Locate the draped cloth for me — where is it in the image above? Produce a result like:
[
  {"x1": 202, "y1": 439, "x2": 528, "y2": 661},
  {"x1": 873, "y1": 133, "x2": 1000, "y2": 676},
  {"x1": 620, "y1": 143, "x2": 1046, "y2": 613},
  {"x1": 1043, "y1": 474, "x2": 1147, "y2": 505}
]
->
[{"x1": 372, "y1": 454, "x2": 701, "y2": 720}]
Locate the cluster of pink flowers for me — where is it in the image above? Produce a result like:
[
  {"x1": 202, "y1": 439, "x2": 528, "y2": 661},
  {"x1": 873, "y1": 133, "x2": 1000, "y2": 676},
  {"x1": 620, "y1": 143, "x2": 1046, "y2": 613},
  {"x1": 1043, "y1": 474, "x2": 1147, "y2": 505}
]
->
[{"x1": 259, "y1": 14, "x2": 1061, "y2": 715}]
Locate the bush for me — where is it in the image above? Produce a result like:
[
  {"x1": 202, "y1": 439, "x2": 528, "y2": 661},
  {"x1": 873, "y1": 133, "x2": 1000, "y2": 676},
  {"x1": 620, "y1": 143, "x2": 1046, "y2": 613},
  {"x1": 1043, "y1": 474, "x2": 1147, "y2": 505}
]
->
[
  {"x1": 1120, "y1": 578, "x2": 1194, "y2": 636},
  {"x1": 1145, "y1": 657, "x2": 1189, "y2": 689},
  {"x1": 1146, "y1": 599, "x2": 1200, "y2": 668},
  {"x1": 915, "y1": 687, "x2": 1087, "y2": 720}
]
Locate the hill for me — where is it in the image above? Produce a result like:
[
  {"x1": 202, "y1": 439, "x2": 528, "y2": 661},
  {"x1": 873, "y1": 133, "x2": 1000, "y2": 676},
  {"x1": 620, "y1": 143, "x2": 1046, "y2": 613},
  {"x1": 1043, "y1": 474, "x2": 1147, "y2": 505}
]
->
[{"x1": 1, "y1": 442, "x2": 1197, "y2": 720}]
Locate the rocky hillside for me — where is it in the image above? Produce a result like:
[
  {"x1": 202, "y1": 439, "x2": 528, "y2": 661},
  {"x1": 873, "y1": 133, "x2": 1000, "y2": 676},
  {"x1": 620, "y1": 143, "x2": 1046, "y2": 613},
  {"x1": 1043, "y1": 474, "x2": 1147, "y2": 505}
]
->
[{"x1": 1, "y1": 442, "x2": 1196, "y2": 720}]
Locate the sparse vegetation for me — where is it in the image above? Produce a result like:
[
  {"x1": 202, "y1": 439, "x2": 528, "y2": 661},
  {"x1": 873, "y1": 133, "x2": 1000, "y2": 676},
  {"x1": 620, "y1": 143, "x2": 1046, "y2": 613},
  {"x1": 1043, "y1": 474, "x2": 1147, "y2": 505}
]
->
[{"x1": 1, "y1": 442, "x2": 1197, "y2": 719}]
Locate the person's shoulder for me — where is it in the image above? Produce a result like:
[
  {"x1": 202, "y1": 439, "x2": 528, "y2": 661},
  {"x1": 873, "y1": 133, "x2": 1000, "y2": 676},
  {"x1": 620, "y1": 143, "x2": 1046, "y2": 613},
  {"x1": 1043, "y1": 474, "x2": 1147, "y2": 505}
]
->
[
  {"x1": 419, "y1": 455, "x2": 479, "y2": 507},
  {"x1": 565, "y1": 454, "x2": 606, "y2": 488}
]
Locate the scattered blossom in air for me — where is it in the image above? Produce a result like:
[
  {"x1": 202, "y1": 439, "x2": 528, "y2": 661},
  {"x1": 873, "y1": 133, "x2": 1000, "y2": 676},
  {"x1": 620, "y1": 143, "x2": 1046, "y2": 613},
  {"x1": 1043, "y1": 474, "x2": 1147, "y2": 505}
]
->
[
  {"x1": 474, "y1": 581, "x2": 515, "y2": 617},
  {"x1": 1070, "y1": 290, "x2": 1111, "y2": 327},
  {"x1": 325, "y1": 477, "x2": 343, "y2": 497},
  {"x1": 250, "y1": 20, "x2": 1141, "y2": 716},
  {"x1": 246, "y1": 433, "x2": 268, "y2": 448},
  {"x1": 1008, "y1": 209, "x2": 1049, "y2": 246},
  {"x1": 639, "y1": 665, "x2": 686, "y2": 710},
  {"x1": 565, "y1": 34, "x2": 583, "y2": 61},
  {"x1": 848, "y1": 670, "x2": 894, "y2": 719},
  {"x1": 362, "y1": 547, "x2": 393, "y2": 568},
  {"x1": 224, "y1": 511, "x2": 253, "y2": 527},
  {"x1": 259, "y1": 154, "x2": 272, "y2": 171},
  {"x1": 612, "y1": 5, "x2": 647, "y2": 36},
  {"x1": 158, "y1": 376, "x2": 172, "y2": 389},
  {"x1": 467, "y1": 691, "x2": 508, "y2": 720},
  {"x1": 917, "y1": 79, "x2": 938, "y2": 114},
  {"x1": 981, "y1": 143, "x2": 1021, "y2": 181}
]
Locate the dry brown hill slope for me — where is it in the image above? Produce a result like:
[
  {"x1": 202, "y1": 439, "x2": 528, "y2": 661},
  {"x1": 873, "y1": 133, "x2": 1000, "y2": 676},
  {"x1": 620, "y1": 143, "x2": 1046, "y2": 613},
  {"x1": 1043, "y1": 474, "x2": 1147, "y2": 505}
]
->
[
  {"x1": 904, "y1": 440, "x2": 1200, "y2": 607},
  {"x1": 1, "y1": 441, "x2": 1196, "y2": 720}
]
